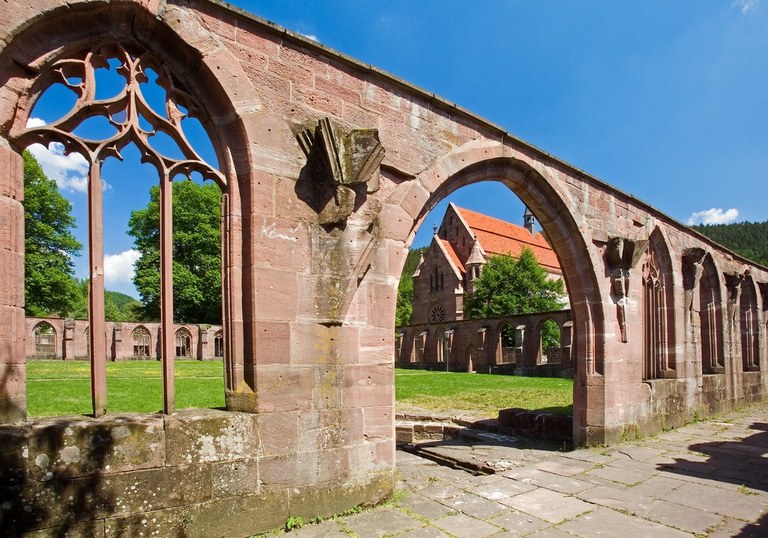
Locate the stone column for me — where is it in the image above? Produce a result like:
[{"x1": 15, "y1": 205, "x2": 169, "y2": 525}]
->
[
  {"x1": 0, "y1": 143, "x2": 26, "y2": 422},
  {"x1": 63, "y1": 318, "x2": 75, "y2": 360}
]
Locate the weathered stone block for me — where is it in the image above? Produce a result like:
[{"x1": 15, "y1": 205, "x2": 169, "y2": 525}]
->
[
  {"x1": 288, "y1": 471, "x2": 393, "y2": 522},
  {"x1": 257, "y1": 410, "x2": 299, "y2": 456},
  {"x1": 28, "y1": 415, "x2": 165, "y2": 481},
  {"x1": 164, "y1": 409, "x2": 259, "y2": 466},
  {"x1": 211, "y1": 459, "x2": 260, "y2": 498},
  {"x1": 0, "y1": 424, "x2": 29, "y2": 486},
  {"x1": 103, "y1": 490, "x2": 287, "y2": 538},
  {"x1": 254, "y1": 365, "x2": 313, "y2": 413}
]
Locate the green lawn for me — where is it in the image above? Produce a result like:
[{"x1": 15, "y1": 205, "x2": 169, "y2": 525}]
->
[
  {"x1": 26, "y1": 360, "x2": 225, "y2": 416},
  {"x1": 395, "y1": 369, "x2": 573, "y2": 417},
  {"x1": 26, "y1": 362, "x2": 572, "y2": 418}
]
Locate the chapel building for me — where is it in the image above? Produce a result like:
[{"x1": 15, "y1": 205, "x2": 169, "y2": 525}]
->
[{"x1": 411, "y1": 203, "x2": 564, "y2": 324}]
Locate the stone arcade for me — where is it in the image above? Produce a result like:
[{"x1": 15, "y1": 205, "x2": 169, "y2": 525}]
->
[{"x1": 0, "y1": 1, "x2": 767, "y2": 535}]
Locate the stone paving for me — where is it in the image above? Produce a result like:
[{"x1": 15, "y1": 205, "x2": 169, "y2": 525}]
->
[{"x1": 273, "y1": 405, "x2": 768, "y2": 537}]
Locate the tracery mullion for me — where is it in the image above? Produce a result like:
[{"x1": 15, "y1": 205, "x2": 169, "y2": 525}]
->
[
  {"x1": 160, "y1": 174, "x2": 175, "y2": 414},
  {"x1": 88, "y1": 160, "x2": 107, "y2": 416}
]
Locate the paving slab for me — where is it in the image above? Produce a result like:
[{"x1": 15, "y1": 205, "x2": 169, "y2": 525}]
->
[
  {"x1": 558, "y1": 506, "x2": 692, "y2": 537},
  {"x1": 441, "y1": 492, "x2": 508, "y2": 519},
  {"x1": 500, "y1": 488, "x2": 594, "y2": 523},
  {"x1": 488, "y1": 510, "x2": 551, "y2": 535},
  {"x1": 397, "y1": 492, "x2": 456, "y2": 520},
  {"x1": 341, "y1": 506, "x2": 422, "y2": 537},
  {"x1": 662, "y1": 480, "x2": 768, "y2": 521},
  {"x1": 430, "y1": 512, "x2": 501, "y2": 538},
  {"x1": 639, "y1": 498, "x2": 724, "y2": 534}
]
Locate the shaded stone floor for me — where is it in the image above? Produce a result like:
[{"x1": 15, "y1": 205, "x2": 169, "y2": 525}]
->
[{"x1": 272, "y1": 404, "x2": 768, "y2": 537}]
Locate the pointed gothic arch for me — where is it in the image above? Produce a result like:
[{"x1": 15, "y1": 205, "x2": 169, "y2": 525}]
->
[
  {"x1": 740, "y1": 275, "x2": 760, "y2": 372},
  {"x1": 0, "y1": 2, "x2": 250, "y2": 416},
  {"x1": 642, "y1": 229, "x2": 676, "y2": 379}
]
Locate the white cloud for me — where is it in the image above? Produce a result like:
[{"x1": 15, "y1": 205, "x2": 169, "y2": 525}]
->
[
  {"x1": 104, "y1": 249, "x2": 140, "y2": 286},
  {"x1": 301, "y1": 32, "x2": 319, "y2": 42},
  {"x1": 687, "y1": 208, "x2": 740, "y2": 226},
  {"x1": 26, "y1": 117, "x2": 111, "y2": 193},
  {"x1": 733, "y1": 0, "x2": 760, "y2": 13}
]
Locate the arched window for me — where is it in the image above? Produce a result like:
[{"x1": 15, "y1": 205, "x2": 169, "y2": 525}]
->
[
  {"x1": 642, "y1": 235, "x2": 675, "y2": 380},
  {"x1": 741, "y1": 277, "x2": 760, "y2": 372},
  {"x1": 33, "y1": 322, "x2": 56, "y2": 359},
  {"x1": 498, "y1": 323, "x2": 517, "y2": 364},
  {"x1": 539, "y1": 319, "x2": 561, "y2": 365},
  {"x1": 17, "y1": 42, "x2": 228, "y2": 414},
  {"x1": 175, "y1": 328, "x2": 193, "y2": 358},
  {"x1": 214, "y1": 331, "x2": 224, "y2": 358},
  {"x1": 132, "y1": 326, "x2": 151, "y2": 358},
  {"x1": 699, "y1": 255, "x2": 724, "y2": 374}
]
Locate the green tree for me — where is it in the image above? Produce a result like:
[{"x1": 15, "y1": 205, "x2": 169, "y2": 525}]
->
[
  {"x1": 464, "y1": 248, "x2": 565, "y2": 348},
  {"x1": 128, "y1": 180, "x2": 222, "y2": 324},
  {"x1": 23, "y1": 151, "x2": 82, "y2": 317},
  {"x1": 395, "y1": 247, "x2": 427, "y2": 326}
]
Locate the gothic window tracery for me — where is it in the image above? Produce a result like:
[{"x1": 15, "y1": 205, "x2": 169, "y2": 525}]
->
[
  {"x1": 132, "y1": 326, "x2": 151, "y2": 358},
  {"x1": 175, "y1": 328, "x2": 193, "y2": 358},
  {"x1": 642, "y1": 249, "x2": 670, "y2": 379},
  {"x1": 33, "y1": 322, "x2": 56, "y2": 359},
  {"x1": 17, "y1": 43, "x2": 225, "y2": 415},
  {"x1": 429, "y1": 304, "x2": 446, "y2": 323}
]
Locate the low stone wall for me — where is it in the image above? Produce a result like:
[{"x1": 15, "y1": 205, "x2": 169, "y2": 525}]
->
[{"x1": 0, "y1": 410, "x2": 393, "y2": 536}]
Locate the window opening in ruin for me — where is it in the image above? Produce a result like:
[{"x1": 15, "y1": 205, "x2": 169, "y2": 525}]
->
[
  {"x1": 214, "y1": 331, "x2": 224, "y2": 358},
  {"x1": 741, "y1": 277, "x2": 760, "y2": 372},
  {"x1": 642, "y1": 252, "x2": 665, "y2": 379},
  {"x1": 175, "y1": 328, "x2": 193, "y2": 358},
  {"x1": 20, "y1": 43, "x2": 226, "y2": 416},
  {"x1": 33, "y1": 322, "x2": 57, "y2": 359},
  {"x1": 699, "y1": 256, "x2": 724, "y2": 374},
  {"x1": 132, "y1": 326, "x2": 151, "y2": 358},
  {"x1": 498, "y1": 323, "x2": 518, "y2": 365},
  {"x1": 538, "y1": 319, "x2": 561, "y2": 365}
]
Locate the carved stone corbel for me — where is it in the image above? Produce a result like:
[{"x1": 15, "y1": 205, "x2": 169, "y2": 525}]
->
[
  {"x1": 605, "y1": 236, "x2": 648, "y2": 343},
  {"x1": 297, "y1": 118, "x2": 385, "y2": 225}
]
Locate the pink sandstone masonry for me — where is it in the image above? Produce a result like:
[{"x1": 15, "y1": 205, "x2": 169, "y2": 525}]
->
[{"x1": 0, "y1": 1, "x2": 766, "y2": 535}]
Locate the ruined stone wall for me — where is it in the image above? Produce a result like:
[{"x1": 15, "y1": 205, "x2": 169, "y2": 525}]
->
[
  {"x1": 396, "y1": 310, "x2": 574, "y2": 376},
  {"x1": 0, "y1": 0, "x2": 767, "y2": 535},
  {"x1": 25, "y1": 317, "x2": 223, "y2": 361},
  {"x1": 0, "y1": 410, "x2": 391, "y2": 536}
]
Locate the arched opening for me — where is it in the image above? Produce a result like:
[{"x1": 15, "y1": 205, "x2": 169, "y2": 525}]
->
[
  {"x1": 394, "y1": 164, "x2": 594, "y2": 440},
  {"x1": 3, "y1": 5, "x2": 248, "y2": 418},
  {"x1": 132, "y1": 326, "x2": 152, "y2": 358},
  {"x1": 740, "y1": 276, "x2": 760, "y2": 372},
  {"x1": 699, "y1": 254, "x2": 725, "y2": 374},
  {"x1": 642, "y1": 231, "x2": 676, "y2": 380},
  {"x1": 497, "y1": 322, "x2": 520, "y2": 366},
  {"x1": 33, "y1": 322, "x2": 57, "y2": 359},
  {"x1": 175, "y1": 328, "x2": 193, "y2": 359},
  {"x1": 214, "y1": 330, "x2": 224, "y2": 359},
  {"x1": 538, "y1": 318, "x2": 561, "y2": 365}
]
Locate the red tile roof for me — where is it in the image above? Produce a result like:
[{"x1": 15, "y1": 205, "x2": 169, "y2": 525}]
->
[
  {"x1": 440, "y1": 239, "x2": 465, "y2": 273},
  {"x1": 454, "y1": 205, "x2": 561, "y2": 274}
]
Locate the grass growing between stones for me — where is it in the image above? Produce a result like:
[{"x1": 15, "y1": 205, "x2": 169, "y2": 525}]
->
[
  {"x1": 395, "y1": 369, "x2": 573, "y2": 417},
  {"x1": 26, "y1": 360, "x2": 225, "y2": 416}
]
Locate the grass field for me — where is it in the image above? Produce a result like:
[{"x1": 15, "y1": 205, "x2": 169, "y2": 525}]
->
[
  {"x1": 26, "y1": 362, "x2": 572, "y2": 418},
  {"x1": 26, "y1": 360, "x2": 225, "y2": 416},
  {"x1": 395, "y1": 369, "x2": 573, "y2": 417}
]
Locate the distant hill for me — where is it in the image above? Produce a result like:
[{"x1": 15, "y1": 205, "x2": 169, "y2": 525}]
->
[{"x1": 691, "y1": 220, "x2": 768, "y2": 267}]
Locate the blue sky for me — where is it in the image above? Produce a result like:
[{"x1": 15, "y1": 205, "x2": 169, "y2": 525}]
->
[{"x1": 28, "y1": 0, "x2": 768, "y2": 297}]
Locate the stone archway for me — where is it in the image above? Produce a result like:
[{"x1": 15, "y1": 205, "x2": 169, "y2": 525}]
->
[{"x1": 388, "y1": 151, "x2": 606, "y2": 445}]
